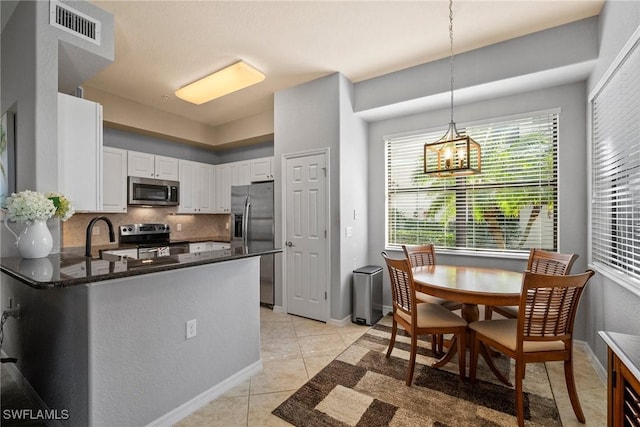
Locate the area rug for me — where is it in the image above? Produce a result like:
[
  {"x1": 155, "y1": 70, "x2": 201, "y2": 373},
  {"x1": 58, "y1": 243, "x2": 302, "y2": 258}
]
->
[{"x1": 273, "y1": 315, "x2": 561, "y2": 426}]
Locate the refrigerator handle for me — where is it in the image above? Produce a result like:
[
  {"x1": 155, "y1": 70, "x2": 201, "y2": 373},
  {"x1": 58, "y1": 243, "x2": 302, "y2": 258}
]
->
[{"x1": 242, "y1": 196, "x2": 251, "y2": 244}]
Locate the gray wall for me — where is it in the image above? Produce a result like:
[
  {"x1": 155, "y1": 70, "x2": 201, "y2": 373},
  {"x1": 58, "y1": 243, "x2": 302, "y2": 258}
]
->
[
  {"x1": 105, "y1": 127, "x2": 273, "y2": 166},
  {"x1": 367, "y1": 82, "x2": 589, "y2": 330},
  {"x1": 104, "y1": 127, "x2": 219, "y2": 164},
  {"x1": 338, "y1": 74, "x2": 369, "y2": 320},
  {"x1": 1, "y1": 0, "x2": 113, "y2": 257},
  {"x1": 274, "y1": 73, "x2": 340, "y2": 317},
  {"x1": 583, "y1": 0, "x2": 640, "y2": 366}
]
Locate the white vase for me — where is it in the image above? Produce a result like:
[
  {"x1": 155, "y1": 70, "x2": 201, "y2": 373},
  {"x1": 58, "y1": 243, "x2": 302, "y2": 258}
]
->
[{"x1": 5, "y1": 220, "x2": 54, "y2": 259}]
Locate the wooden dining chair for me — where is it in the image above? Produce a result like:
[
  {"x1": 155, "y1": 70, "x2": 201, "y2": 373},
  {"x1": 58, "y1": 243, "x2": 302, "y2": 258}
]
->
[
  {"x1": 484, "y1": 248, "x2": 578, "y2": 320},
  {"x1": 402, "y1": 244, "x2": 462, "y2": 353},
  {"x1": 382, "y1": 251, "x2": 468, "y2": 385},
  {"x1": 469, "y1": 269, "x2": 595, "y2": 427}
]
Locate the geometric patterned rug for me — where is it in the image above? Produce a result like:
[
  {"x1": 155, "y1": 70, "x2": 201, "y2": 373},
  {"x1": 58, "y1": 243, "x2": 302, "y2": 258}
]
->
[{"x1": 273, "y1": 315, "x2": 561, "y2": 426}]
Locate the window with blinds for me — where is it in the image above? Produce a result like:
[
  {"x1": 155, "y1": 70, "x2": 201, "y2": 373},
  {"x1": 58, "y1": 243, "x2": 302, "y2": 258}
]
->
[
  {"x1": 385, "y1": 112, "x2": 558, "y2": 254},
  {"x1": 591, "y1": 32, "x2": 640, "y2": 285}
]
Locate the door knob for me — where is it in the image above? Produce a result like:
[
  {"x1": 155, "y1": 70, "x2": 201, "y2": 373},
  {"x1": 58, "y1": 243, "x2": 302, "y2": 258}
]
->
[{"x1": 285, "y1": 241, "x2": 295, "y2": 247}]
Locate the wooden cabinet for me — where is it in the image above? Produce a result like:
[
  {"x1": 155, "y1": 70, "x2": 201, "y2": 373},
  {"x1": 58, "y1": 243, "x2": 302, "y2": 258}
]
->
[
  {"x1": 250, "y1": 156, "x2": 274, "y2": 182},
  {"x1": 102, "y1": 147, "x2": 127, "y2": 213},
  {"x1": 599, "y1": 331, "x2": 640, "y2": 426},
  {"x1": 178, "y1": 160, "x2": 214, "y2": 214},
  {"x1": 128, "y1": 151, "x2": 179, "y2": 181},
  {"x1": 58, "y1": 93, "x2": 103, "y2": 212}
]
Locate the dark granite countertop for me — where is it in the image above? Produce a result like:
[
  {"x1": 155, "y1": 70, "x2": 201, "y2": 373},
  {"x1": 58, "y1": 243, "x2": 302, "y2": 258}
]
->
[{"x1": 0, "y1": 244, "x2": 280, "y2": 289}]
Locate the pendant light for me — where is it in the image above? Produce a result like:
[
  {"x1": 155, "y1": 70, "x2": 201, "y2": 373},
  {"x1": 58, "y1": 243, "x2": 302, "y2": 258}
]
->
[{"x1": 424, "y1": 0, "x2": 481, "y2": 176}]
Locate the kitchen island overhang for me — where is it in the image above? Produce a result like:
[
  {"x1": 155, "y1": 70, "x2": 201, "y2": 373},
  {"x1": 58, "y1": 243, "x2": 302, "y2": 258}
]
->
[{"x1": 0, "y1": 247, "x2": 280, "y2": 426}]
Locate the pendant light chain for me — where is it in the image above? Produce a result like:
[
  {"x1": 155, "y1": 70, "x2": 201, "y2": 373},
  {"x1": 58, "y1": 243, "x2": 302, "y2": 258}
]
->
[{"x1": 449, "y1": 0, "x2": 455, "y2": 126}]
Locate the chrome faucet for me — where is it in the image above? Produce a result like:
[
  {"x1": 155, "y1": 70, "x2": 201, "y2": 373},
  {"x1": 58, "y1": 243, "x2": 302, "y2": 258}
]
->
[{"x1": 85, "y1": 216, "x2": 116, "y2": 257}]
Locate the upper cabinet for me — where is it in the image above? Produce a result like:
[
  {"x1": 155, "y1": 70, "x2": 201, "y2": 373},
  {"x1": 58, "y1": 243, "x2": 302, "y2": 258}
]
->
[
  {"x1": 214, "y1": 160, "x2": 250, "y2": 213},
  {"x1": 102, "y1": 147, "x2": 127, "y2": 213},
  {"x1": 128, "y1": 151, "x2": 179, "y2": 181},
  {"x1": 230, "y1": 160, "x2": 251, "y2": 186},
  {"x1": 250, "y1": 157, "x2": 274, "y2": 182},
  {"x1": 178, "y1": 160, "x2": 215, "y2": 214},
  {"x1": 58, "y1": 93, "x2": 103, "y2": 212}
]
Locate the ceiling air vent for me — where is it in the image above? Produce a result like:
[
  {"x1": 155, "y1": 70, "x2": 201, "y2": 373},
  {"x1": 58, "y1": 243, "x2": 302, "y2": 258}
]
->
[{"x1": 49, "y1": 0, "x2": 101, "y2": 45}]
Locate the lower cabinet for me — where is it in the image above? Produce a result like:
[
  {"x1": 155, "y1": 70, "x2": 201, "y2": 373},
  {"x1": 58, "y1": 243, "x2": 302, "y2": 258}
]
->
[
  {"x1": 189, "y1": 241, "x2": 231, "y2": 253},
  {"x1": 600, "y1": 331, "x2": 640, "y2": 426}
]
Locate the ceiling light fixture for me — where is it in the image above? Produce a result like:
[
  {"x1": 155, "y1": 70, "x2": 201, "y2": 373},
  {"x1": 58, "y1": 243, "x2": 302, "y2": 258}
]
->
[
  {"x1": 424, "y1": 0, "x2": 481, "y2": 176},
  {"x1": 175, "y1": 60, "x2": 265, "y2": 105}
]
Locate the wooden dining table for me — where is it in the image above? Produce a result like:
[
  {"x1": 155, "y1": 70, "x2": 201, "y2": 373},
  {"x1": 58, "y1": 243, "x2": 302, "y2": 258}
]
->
[{"x1": 412, "y1": 264, "x2": 523, "y2": 383}]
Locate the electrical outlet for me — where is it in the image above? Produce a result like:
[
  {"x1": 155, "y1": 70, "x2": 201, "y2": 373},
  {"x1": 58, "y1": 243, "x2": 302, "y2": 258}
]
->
[
  {"x1": 186, "y1": 319, "x2": 197, "y2": 339},
  {"x1": 93, "y1": 226, "x2": 100, "y2": 235},
  {"x1": 177, "y1": 224, "x2": 182, "y2": 231}
]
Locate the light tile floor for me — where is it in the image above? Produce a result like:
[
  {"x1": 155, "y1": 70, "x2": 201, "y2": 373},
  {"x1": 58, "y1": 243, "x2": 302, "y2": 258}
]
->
[{"x1": 176, "y1": 307, "x2": 607, "y2": 426}]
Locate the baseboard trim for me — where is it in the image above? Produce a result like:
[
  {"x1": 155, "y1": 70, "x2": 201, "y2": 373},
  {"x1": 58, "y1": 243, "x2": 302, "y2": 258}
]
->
[
  {"x1": 146, "y1": 360, "x2": 263, "y2": 427},
  {"x1": 574, "y1": 339, "x2": 607, "y2": 385},
  {"x1": 327, "y1": 314, "x2": 353, "y2": 327}
]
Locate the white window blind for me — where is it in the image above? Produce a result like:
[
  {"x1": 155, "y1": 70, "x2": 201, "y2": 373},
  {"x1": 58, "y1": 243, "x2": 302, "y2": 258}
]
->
[
  {"x1": 591, "y1": 32, "x2": 640, "y2": 284},
  {"x1": 385, "y1": 113, "x2": 558, "y2": 254}
]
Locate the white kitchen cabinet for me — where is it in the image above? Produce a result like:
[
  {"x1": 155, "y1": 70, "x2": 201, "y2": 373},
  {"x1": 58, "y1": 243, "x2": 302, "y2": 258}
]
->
[
  {"x1": 197, "y1": 162, "x2": 215, "y2": 213},
  {"x1": 128, "y1": 151, "x2": 179, "y2": 181},
  {"x1": 101, "y1": 248, "x2": 138, "y2": 259},
  {"x1": 214, "y1": 163, "x2": 231, "y2": 213},
  {"x1": 189, "y1": 241, "x2": 230, "y2": 253},
  {"x1": 231, "y1": 160, "x2": 251, "y2": 186},
  {"x1": 214, "y1": 160, "x2": 250, "y2": 213},
  {"x1": 58, "y1": 93, "x2": 103, "y2": 212},
  {"x1": 102, "y1": 147, "x2": 127, "y2": 213},
  {"x1": 178, "y1": 160, "x2": 215, "y2": 214},
  {"x1": 250, "y1": 157, "x2": 274, "y2": 182}
]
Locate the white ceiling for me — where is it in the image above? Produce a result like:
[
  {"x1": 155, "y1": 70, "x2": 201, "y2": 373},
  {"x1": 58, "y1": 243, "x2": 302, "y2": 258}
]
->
[{"x1": 86, "y1": 0, "x2": 604, "y2": 130}]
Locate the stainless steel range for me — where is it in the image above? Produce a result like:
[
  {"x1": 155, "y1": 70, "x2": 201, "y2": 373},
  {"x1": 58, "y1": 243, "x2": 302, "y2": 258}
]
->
[{"x1": 119, "y1": 223, "x2": 189, "y2": 259}]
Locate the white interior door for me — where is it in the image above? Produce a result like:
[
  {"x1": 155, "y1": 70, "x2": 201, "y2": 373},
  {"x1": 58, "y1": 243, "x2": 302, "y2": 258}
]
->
[{"x1": 284, "y1": 152, "x2": 328, "y2": 322}]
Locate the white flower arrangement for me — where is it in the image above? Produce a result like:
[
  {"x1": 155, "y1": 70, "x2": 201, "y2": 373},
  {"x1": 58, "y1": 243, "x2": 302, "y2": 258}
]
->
[
  {"x1": 46, "y1": 192, "x2": 75, "y2": 222},
  {"x1": 5, "y1": 190, "x2": 74, "y2": 224}
]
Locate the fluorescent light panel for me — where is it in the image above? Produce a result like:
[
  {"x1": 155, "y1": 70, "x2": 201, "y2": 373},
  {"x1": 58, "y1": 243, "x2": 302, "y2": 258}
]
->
[{"x1": 175, "y1": 61, "x2": 265, "y2": 105}]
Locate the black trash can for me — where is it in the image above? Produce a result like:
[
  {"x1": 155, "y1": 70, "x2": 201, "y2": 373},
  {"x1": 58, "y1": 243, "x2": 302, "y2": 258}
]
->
[{"x1": 352, "y1": 265, "x2": 383, "y2": 325}]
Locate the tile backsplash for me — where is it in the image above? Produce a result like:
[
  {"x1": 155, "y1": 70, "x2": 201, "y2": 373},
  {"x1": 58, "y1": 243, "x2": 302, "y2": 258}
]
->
[{"x1": 62, "y1": 207, "x2": 231, "y2": 248}]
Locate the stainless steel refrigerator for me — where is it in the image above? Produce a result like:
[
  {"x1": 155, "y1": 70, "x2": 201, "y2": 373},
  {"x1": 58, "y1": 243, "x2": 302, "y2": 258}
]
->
[{"x1": 231, "y1": 182, "x2": 275, "y2": 307}]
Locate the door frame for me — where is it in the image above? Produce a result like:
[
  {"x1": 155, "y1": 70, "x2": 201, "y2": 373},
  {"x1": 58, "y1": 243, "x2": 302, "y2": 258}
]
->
[{"x1": 280, "y1": 147, "x2": 331, "y2": 321}]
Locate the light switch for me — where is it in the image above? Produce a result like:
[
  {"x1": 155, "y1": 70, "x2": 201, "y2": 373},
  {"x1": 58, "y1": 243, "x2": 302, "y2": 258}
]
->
[{"x1": 345, "y1": 227, "x2": 353, "y2": 237}]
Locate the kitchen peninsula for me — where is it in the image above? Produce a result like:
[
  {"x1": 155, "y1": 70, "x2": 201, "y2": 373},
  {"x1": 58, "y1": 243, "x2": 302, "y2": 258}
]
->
[{"x1": 0, "y1": 245, "x2": 280, "y2": 426}]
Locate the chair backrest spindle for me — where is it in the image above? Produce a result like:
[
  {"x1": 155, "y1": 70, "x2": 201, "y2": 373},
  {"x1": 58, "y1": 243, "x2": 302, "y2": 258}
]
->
[
  {"x1": 402, "y1": 244, "x2": 436, "y2": 267},
  {"x1": 518, "y1": 270, "x2": 594, "y2": 343}
]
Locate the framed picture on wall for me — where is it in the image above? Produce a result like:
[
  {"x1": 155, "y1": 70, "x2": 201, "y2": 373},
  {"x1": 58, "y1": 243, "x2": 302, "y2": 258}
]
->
[{"x1": 1, "y1": 111, "x2": 16, "y2": 210}]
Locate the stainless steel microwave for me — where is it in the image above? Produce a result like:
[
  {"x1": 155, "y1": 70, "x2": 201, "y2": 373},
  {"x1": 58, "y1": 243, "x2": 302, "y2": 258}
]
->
[{"x1": 128, "y1": 177, "x2": 179, "y2": 206}]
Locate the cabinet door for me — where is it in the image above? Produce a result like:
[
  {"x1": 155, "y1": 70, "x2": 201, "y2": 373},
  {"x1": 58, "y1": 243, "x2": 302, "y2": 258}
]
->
[
  {"x1": 238, "y1": 161, "x2": 251, "y2": 185},
  {"x1": 197, "y1": 163, "x2": 215, "y2": 213},
  {"x1": 58, "y1": 93, "x2": 103, "y2": 212},
  {"x1": 250, "y1": 157, "x2": 273, "y2": 182},
  {"x1": 155, "y1": 155, "x2": 179, "y2": 181},
  {"x1": 214, "y1": 164, "x2": 231, "y2": 213},
  {"x1": 127, "y1": 151, "x2": 155, "y2": 178},
  {"x1": 102, "y1": 147, "x2": 127, "y2": 213},
  {"x1": 178, "y1": 160, "x2": 198, "y2": 213}
]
